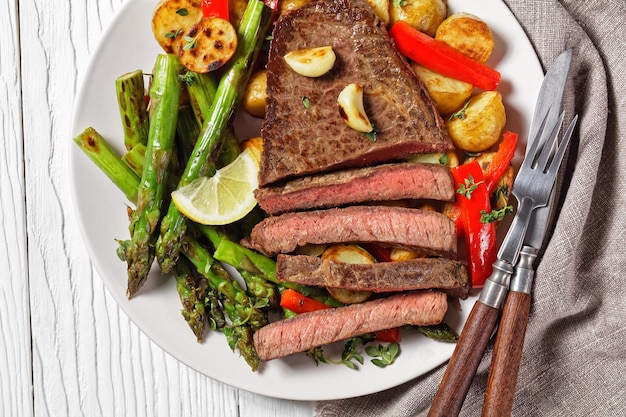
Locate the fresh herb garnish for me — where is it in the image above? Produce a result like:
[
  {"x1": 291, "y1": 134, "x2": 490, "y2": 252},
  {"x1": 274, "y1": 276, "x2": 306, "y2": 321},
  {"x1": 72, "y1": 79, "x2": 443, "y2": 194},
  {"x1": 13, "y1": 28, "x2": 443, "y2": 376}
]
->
[
  {"x1": 439, "y1": 153, "x2": 449, "y2": 165},
  {"x1": 449, "y1": 100, "x2": 471, "y2": 121},
  {"x1": 176, "y1": 8, "x2": 189, "y2": 16},
  {"x1": 480, "y1": 205, "x2": 514, "y2": 223},
  {"x1": 302, "y1": 96, "x2": 311, "y2": 109},
  {"x1": 456, "y1": 174, "x2": 482, "y2": 199},
  {"x1": 393, "y1": 0, "x2": 407, "y2": 7},
  {"x1": 365, "y1": 343, "x2": 400, "y2": 367},
  {"x1": 183, "y1": 35, "x2": 198, "y2": 51},
  {"x1": 364, "y1": 126, "x2": 378, "y2": 142},
  {"x1": 165, "y1": 28, "x2": 183, "y2": 39}
]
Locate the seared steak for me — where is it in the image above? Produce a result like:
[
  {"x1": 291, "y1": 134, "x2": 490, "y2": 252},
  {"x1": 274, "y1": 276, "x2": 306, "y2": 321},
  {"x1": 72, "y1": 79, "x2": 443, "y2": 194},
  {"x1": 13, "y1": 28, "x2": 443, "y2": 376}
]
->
[
  {"x1": 255, "y1": 162, "x2": 455, "y2": 215},
  {"x1": 259, "y1": 0, "x2": 452, "y2": 186},
  {"x1": 277, "y1": 254, "x2": 470, "y2": 299},
  {"x1": 253, "y1": 290, "x2": 447, "y2": 361},
  {"x1": 242, "y1": 205, "x2": 457, "y2": 257}
]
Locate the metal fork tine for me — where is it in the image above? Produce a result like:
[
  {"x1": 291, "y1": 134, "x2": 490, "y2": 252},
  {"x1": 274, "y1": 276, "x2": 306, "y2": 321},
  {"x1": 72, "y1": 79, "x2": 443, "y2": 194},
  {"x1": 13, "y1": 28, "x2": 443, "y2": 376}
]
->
[
  {"x1": 536, "y1": 111, "x2": 566, "y2": 172},
  {"x1": 545, "y1": 114, "x2": 578, "y2": 182},
  {"x1": 520, "y1": 109, "x2": 553, "y2": 172}
]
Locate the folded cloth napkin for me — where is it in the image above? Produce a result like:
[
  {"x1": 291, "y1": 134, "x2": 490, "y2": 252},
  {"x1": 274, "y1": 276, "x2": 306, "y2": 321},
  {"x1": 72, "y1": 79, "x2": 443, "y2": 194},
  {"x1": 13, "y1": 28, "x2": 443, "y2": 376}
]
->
[{"x1": 316, "y1": 0, "x2": 626, "y2": 415}]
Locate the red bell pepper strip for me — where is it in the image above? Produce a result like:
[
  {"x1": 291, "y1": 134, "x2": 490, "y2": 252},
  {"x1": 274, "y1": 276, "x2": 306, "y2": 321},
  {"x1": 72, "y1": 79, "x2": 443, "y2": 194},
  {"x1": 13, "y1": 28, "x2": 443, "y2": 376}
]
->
[
  {"x1": 375, "y1": 327, "x2": 401, "y2": 343},
  {"x1": 202, "y1": 0, "x2": 229, "y2": 19},
  {"x1": 388, "y1": 21, "x2": 500, "y2": 91},
  {"x1": 447, "y1": 131, "x2": 518, "y2": 235},
  {"x1": 280, "y1": 289, "x2": 332, "y2": 314},
  {"x1": 360, "y1": 243, "x2": 393, "y2": 262},
  {"x1": 450, "y1": 161, "x2": 498, "y2": 288}
]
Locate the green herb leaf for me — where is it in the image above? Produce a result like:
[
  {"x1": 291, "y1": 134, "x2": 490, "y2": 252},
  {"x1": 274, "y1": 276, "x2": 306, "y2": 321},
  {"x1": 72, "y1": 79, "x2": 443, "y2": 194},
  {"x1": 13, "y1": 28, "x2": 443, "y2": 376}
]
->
[
  {"x1": 165, "y1": 28, "x2": 183, "y2": 39},
  {"x1": 480, "y1": 205, "x2": 514, "y2": 223},
  {"x1": 176, "y1": 8, "x2": 189, "y2": 16},
  {"x1": 456, "y1": 174, "x2": 481, "y2": 199},
  {"x1": 439, "y1": 153, "x2": 449, "y2": 165},
  {"x1": 393, "y1": 0, "x2": 407, "y2": 7},
  {"x1": 449, "y1": 100, "x2": 471, "y2": 121},
  {"x1": 364, "y1": 126, "x2": 378, "y2": 142},
  {"x1": 183, "y1": 35, "x2": 198, "y2": 51},
  {"x1": 365, "y1": 343, "x2": 400, "y2": 367},
  {"x1": 302, "y1": 96, "x2": 311, "y2": 109}
]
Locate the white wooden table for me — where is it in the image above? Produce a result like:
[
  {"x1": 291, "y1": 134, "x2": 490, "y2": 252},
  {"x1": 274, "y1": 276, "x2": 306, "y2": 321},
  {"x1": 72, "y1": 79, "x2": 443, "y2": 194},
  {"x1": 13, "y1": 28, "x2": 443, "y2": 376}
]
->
[{"x1": 1, "y1": 0, "x2": 314, "y2": 415}]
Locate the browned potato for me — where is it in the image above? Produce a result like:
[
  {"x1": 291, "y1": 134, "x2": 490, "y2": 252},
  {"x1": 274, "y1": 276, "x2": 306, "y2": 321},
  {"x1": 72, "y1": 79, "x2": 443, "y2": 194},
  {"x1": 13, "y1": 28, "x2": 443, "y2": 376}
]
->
[
  {"x1": 322, "y1": 244, "x2": 374, "y2": 304},
  {"x1": 389, "y1": 0, "x2": 447, "y2": 37},
  {"x1": 366, "y1": 0, "x2": 390, "y2": 26},
  {"x1": 152, "y1": 0, "x2": 203, "y2": 54},
  {"x1": 411, "y1": 63, "x2": 473, "y2": 116},
  {"x1": 228, "y1": 0, "x2": 247, "y2": 28},
  {"x1": 445, "y1": 91, "x2": 506, "y2": 152},
  {"x1": 243, "y1": 70, "x2": 268, "y2": 118},
  {"x1": 408, "y1": 151, "x2": 459, "y2": 167},
  {"x1": 278, "y1": 0, "x2": 314, "y2": 14},
  {"x1": 178, "y1": 17, "x2": 238, "y2": 73},
  {"x1": 435, "y1": 12, "x2": 495, "y2": 64}
]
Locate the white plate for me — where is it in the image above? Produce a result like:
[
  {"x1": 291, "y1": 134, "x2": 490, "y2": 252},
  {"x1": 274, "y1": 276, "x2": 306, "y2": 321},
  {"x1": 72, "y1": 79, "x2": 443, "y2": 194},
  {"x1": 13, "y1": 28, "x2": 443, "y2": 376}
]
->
[{"x1": 70, "y1": 0, "x2": 543, "y2": 401}]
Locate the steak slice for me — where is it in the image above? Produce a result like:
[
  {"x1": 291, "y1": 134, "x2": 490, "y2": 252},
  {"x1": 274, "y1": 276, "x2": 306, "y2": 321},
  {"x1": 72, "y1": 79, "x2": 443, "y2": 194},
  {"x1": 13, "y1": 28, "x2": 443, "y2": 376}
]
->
[
  {"x1": 277, "y1": 254, "x2": 470, "y2": 299},
  {"x1": 254, "y1": 290, "x2": 447, "y2": 361},
  {"x1": 255, "y1": 162, "x2": 455, "y2": 215},
  {"x1": 242, "y1": 205, "x2": 457, "y2": 257},
  {"x1": 259, "y1": 0, "x2": 452, "y2": 186}
]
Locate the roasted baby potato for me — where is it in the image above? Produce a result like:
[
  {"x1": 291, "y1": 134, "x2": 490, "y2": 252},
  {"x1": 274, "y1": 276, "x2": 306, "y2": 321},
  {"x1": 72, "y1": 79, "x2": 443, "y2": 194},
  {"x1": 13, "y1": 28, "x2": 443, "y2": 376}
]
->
[
  {"x1": 322, "y1": 244, "x2": 374, "y2": 304},
  {"x1": 435, "y1": 12, "x2": 495, "y2": 64},
  {"x1": 411, "y1": 63, "x2": 474, "y2": 116},
  {"x1": 445, "y1": 91, "x2": 506, "y2": 153},
  {"x1": 389, "y1": 0, "x2": 447, "y2": 37},
  {"x1": 278, "y1": 0, "x2": 314, "y2": 14},
  {"x1": 152, "y1": 0, "x2": 203, "y2": 54},
  {"x1": 178, "y1": 17, "x2": 238, "y2": 73},
  {"x1": 366, "y1": 0, "x2": 390, "y2": 26},
  {"x1": 229, "y1": 0, "x2": 247, "y2": 28},
  {"x1": 243, "y1": 70, "x2": 268, "y2": 118}
]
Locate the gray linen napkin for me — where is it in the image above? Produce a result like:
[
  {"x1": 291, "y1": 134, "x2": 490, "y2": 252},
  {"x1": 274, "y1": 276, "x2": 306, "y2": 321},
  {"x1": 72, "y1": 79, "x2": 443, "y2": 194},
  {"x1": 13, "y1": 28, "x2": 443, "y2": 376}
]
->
[{"x1": 316, "y1": 0, "x2": 626, "y2": 415}]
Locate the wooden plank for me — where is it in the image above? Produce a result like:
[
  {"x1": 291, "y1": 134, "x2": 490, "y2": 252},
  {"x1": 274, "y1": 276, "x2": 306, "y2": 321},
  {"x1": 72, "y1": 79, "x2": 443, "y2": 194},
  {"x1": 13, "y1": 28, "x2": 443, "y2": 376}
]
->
[
  {"x1": 17, "y1": 0, "x2": 312, "y2": 414},
  {"x1": 0, "y1": 0, "x2": 33, "y2": 416}
]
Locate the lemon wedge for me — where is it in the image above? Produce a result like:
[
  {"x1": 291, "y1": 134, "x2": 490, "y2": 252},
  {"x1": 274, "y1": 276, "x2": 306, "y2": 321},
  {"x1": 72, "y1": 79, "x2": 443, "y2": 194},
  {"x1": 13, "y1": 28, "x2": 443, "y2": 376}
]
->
[{"x1": 172, "y1": 147, "x2": 260, "y2": 225}]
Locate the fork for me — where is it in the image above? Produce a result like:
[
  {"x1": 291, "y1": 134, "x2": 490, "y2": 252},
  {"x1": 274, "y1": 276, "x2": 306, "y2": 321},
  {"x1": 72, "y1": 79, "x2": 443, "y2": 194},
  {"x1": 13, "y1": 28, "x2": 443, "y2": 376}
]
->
[{"x1": 428, "y1": 111, "x2": 578, "y2": 417}]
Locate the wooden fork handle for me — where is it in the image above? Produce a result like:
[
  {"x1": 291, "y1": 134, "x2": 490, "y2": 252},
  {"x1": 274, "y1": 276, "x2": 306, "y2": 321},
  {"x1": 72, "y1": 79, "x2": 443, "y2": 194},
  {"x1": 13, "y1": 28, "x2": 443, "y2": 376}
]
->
[
  {"x1": 481, "y1": 291, "x2": 531, "y2": 417},
  {"x1": 428, "y1": 301, "x2": 500, "y2": 417}
]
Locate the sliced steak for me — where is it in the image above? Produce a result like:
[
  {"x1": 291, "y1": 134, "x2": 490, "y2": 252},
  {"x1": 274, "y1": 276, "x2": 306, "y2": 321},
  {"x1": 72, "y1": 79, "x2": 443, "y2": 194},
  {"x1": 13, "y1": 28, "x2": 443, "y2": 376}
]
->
[
  {"x1": 254, "y1": 290, "x2": 447, "y2": 361},
  {"x1": 277, "y1": 254, "x2": 470, "y2": 299},
  {"x1": 259, "y1": 0, "x2": 452, "y2": 186},
  {"x1": 242, "y1": 205, "x2": 457, "y2": 257},
  {"x1": 255, "y1": 162, "x2": 455, "y2": 215}
]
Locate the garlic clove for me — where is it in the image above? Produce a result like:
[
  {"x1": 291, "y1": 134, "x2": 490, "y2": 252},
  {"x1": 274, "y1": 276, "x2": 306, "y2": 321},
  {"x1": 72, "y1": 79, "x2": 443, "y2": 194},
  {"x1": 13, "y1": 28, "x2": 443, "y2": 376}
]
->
[
  {"x1": 284, "y1": 46, "x2": 336, "y2": 77},
  {"x1": 337, "y1": 83, "x2": 374, "y2": 133}
]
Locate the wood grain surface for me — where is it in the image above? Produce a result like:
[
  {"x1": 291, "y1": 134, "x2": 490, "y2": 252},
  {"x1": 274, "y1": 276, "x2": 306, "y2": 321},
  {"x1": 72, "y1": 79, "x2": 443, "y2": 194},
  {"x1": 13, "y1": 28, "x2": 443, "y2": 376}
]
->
[{"x1": 2, "y1": 0, "x2": 313, "y2": 415}]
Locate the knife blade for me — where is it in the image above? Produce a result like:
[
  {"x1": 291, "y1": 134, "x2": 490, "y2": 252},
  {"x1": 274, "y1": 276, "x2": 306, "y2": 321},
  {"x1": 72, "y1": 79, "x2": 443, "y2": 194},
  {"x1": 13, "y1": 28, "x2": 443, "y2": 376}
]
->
[{"x1": 428, "y1": 49, "x2": 573, "y2": 417}]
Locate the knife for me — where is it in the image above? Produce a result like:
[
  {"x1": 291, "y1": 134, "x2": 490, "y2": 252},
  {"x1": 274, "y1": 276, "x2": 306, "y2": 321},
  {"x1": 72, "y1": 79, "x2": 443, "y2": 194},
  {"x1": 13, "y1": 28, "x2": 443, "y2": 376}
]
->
[{"x1": 428, "y1": 49, "x2": 573, "y2": 417}]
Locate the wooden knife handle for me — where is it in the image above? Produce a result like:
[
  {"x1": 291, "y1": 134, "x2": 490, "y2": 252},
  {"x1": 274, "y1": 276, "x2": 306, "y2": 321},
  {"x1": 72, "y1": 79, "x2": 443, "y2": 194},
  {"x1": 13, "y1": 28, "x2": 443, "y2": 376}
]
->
[
  {"x1": 481, "y1": 291, "x2": 531, "y2": 417},
  {"x1": 428, "y1": 301, "x2": 501, "y2": 417}
]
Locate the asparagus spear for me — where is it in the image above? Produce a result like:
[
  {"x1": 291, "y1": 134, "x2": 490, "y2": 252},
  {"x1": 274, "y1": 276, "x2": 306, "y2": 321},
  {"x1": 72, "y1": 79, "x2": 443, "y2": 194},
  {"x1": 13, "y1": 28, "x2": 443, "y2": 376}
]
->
[
  {"x1": 122, "y1": 143, "x2": 147, "y2": 177},
  {"x1": 180, "y1": 71, "x2": 218, "y2": 126},
  {"x1": 116, "y1": 69, "x2": 150, "y2": 150},
  {"x1": 73, "y1": 127, "x2": 140, "y2": 202},
  {"x1": 126, "y1": 54, "x2": 184, "y2": 298},
  {"x1": 173, "y1": 257, "x2": 208, "y2": 342},
  {"x1": 157, "y1": 0, "x2": 274, "y2": 274},
  {"x1": 74, "y1": 127, "x2": 209, "y2": 338}
]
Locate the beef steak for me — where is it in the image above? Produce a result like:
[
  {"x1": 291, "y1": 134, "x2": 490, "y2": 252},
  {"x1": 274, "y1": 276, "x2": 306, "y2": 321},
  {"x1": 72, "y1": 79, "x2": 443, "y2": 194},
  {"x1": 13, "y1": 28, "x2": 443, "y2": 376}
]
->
[
  {"x1": 253, "y1": 290, "x2": 447, "y2": 361},
  {"x1": 255, "y1": 162, "x2": 455, "y2": 215},
  {"x1": 259, "y1": 0, "x2": 452, "y2": 186},
  {"x1": 242, "y1": 205, "x2": 457, "y2": 257},
  {"x1": 277, "y1": 254, "x2": 470, "y2": 299}
]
